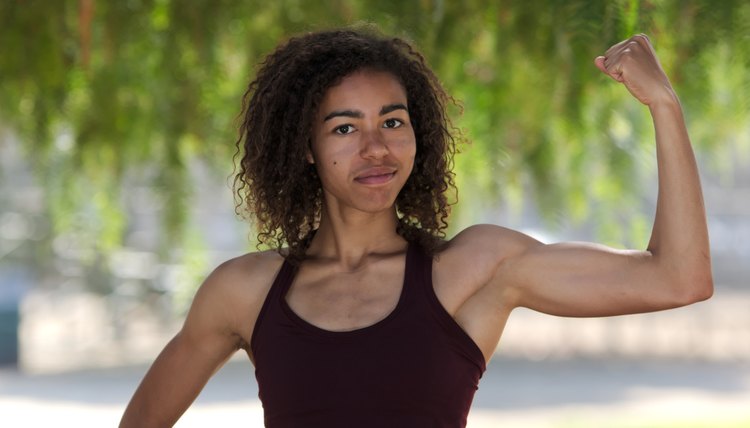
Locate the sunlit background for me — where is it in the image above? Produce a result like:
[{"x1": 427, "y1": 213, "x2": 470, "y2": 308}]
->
[{"x1": 1, "y1": 0, "x2": 749, "y2": 427}]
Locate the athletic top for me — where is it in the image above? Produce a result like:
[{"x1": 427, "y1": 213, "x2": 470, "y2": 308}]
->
[{"x1": 250, "y1": 242, "x2": 487, "y2": 428}]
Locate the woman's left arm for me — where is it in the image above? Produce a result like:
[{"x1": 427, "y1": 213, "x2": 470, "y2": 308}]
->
[{"x1": 495, "y1": 34, "x2": 713, "y2": 317}]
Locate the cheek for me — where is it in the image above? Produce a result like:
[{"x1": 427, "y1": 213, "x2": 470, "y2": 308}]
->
[
  {"x1": 401, "y1": 137, "x2": 417, "y2": 166},
  {"x1": 326, "y1": 142, "x2": 360, "y2": 168},
  {"x1": 408, "y1": 140, "x2": 418, "y2": 175},
  {"x1": 408, "y1": 140, "x2": 417, "y2": 160},
  {"x1": 313, "y1": 149, "x2": 346, "y2": 182}
]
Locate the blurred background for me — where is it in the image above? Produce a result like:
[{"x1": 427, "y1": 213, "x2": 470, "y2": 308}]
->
[{"x1": 1, "y1": 0, "x2": 749, "y2": 426}]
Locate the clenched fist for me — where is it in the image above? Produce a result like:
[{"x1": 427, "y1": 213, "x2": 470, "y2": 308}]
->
[{"x1": 595, "y1": 34, "x2": 677, "y2": 107}]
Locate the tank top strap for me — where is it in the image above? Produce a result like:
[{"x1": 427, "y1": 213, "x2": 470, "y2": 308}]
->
[
  {"x1": 250, "y1": 257, "x2": 297, "y2": 357},
  {"x1": 402, "y1": 240, "x2": 432, "y2": 298},
  {"x1": 406, "y1": 242, "x2": 488, "y2": 373},
  {"x1": 274, "y1": 257, "x2": 298, "y2": 296}
]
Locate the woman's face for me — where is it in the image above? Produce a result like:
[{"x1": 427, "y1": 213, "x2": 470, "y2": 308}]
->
[{"x1": 309, "y1": 69, "x2": 416, "y2": 215}]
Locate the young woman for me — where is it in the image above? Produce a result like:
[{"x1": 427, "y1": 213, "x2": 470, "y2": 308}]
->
[{"x1": 120, "y1": 28, "x2": 712, "y2": 427}]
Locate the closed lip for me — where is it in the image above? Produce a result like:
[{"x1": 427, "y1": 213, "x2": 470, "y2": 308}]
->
[
  {"x1": 354, "y1": 166, "x2": 397, "y2": 180},
  {"x1": 354, "y1": 166, "x2": 397, "y2": 185}
]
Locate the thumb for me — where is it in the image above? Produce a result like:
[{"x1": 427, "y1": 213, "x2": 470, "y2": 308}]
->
[
  {"x1": 594, "y1": 56, "x2": 607, "y2": 74},
  {"x1": 594, "y1": 55, "x2": 624, "y2": 82}
]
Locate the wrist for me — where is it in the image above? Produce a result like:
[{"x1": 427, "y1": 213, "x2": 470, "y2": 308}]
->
[{"x1": 648, "y1": 88, "x2": 681, "y2": 114}]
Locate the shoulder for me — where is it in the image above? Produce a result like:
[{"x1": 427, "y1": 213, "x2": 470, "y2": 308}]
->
[
  {"x1": 431, "y1": 225, "x2": 541, "y2": 308},
  {"x1": 203, "y1": 249, "x2": 286, "y2": 295},
  {"x1": 184, "y1": 250, "x2": 286, "y2": 346},
  {"x1": 439, "y1": 224, "x2": 541, "y2": 270}
]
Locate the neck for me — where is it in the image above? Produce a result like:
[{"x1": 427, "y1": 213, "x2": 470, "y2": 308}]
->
[{"x1": 306, "y1": 205, "x2": 406, "y2": 270}]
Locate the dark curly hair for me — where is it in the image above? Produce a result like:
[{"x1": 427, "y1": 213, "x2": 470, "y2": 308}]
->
[{"x1": 234, "y1": 25, "x2": 460, "y2": 262}]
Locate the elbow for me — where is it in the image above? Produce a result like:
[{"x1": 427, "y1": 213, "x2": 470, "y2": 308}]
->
[
  {"x1": 694, "y1": 273, "x2": 714, "y2": 302},
  {"x1": 653, "y1": 247, "x2": 714, "y2": 307},
  {"x1": 685, "y1": 279, "x2": 713, "y2": 305},
  {"x1": 673, "y1": 269, "x2": 714, "y2": 306},
  {"x1": 689, "y1": 255, "x2": 715, "y2": 303}
]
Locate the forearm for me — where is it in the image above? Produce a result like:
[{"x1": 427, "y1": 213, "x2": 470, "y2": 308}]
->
[
  {"x1": 120, "y1": 339, "x2": 198, "y2": 427},
  {"x1": 647, "y1": 94, "x2": 712, "y2": 295},
  {"x1": 120, "y1": 333, "x2": 228, "y2": 427}
]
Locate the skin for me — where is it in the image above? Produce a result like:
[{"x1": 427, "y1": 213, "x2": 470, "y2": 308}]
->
[{"x1": 120, "y1": 35, "x2": 713, "y2": 427}]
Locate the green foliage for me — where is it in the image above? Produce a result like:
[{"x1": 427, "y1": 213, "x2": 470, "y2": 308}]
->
[{"x1": 1, "y1": 0, "x2": 749, "y2": 285}]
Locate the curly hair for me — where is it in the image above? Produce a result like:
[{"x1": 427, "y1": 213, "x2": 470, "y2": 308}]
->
[{"x1": 233, "y1": 25, "x2": 460, "y2": 262}]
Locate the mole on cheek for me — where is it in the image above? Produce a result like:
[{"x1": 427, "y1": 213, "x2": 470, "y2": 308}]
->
[{"x1": 333, "y1": 161, "x2": 337, "y2": 165}]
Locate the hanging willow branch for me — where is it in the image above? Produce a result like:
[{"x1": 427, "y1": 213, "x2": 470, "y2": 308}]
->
[{"x1": 0, "y1": 0, "x2": 747, "y2": 277}]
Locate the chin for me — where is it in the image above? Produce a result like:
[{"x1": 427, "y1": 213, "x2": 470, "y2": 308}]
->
[{"x1": 354, "y1": 197, "x2": 399, "y2": 214}]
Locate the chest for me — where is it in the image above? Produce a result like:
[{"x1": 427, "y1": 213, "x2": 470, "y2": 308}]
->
[
  {"x1": 252, "y1": 249, "x2": 486, "y2": 425},
  {"x1": 284, "y1": 257, "x2": 406, "y2": 332}
]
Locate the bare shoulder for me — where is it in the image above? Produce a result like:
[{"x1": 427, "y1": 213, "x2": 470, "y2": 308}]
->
[
  {"x1": 432, "y1": 224, "x2": 541, "y2": 314},
  {"x1": 184, "y1": 249, "x2": 285, "y2": 351},
  {"x1": 202, "y1": 250, "x2": 285, "y2": 299},
  {"x1": 438, "y1": 224, "x2": 540, "y2": 273}
]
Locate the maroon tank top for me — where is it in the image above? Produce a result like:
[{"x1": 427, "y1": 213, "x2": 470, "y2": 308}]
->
[{"x1": 250, "y1": 242, "x2": 486, "y2": 428}]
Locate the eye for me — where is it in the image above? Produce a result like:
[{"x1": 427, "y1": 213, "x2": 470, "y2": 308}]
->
[
  {"x1": 334, "y1": 124, "x2": 355, "y2": 135},
  {"x1": 383, "y1": 118, "x2": 403, "y2": 129}
]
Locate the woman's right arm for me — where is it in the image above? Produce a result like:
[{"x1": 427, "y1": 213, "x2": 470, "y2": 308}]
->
[{"x1": 120, "y1": 253, "x2": 279, "y2": 427}]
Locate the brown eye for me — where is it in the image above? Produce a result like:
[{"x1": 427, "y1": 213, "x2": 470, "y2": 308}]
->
[
  {"x1": 334, "y1": 124, "x2": 355, "y2": 134},
  {"x1": 383, "y1": 118, "x2": 403, "y2": 129}
]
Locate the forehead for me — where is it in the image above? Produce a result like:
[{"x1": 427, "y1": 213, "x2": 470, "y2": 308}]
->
[{"x1": 318, "y1": 69, "x2": 407, "y2": 111}]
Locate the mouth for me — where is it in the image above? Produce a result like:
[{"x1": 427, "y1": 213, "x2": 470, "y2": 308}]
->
[{"x1": 354, "y1": 167, "x2": 397, "y2": 185}]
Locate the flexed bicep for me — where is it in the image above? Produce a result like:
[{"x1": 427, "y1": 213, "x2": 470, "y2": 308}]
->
[{"x1": 500, "y1": 240, "x2": 692, "y2": 318}]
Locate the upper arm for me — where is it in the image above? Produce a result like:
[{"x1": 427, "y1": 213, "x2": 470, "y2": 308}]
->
[
  {"x1": 500, "y1": 240, "x2": 665, "y2": 317},
  {"x1": 493, "y1": 231, "x2": 710, "y2": 317},
  {"x1": 120, "y1": 253, "x2": 281, "y2": 427},
  {"x1": 448, "y1": 224, "x2": 709, "y2": 320}
]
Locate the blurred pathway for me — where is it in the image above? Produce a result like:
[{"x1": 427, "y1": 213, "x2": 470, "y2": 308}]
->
[
  {"x1": 1, "y1": 357, "x2": 749, "y2": 427},
  {"x1": 19, "y1": 289, "x2": 750, "y2": 374}
]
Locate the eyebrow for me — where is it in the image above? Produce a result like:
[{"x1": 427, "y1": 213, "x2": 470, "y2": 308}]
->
[{"x1": 323, "y1": 103, "x2": 408, "y2": 122}]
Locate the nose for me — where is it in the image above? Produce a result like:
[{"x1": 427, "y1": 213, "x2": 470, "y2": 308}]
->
[{"x1": 360, "y1": 129, "x2": 389, "y2": 159}]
